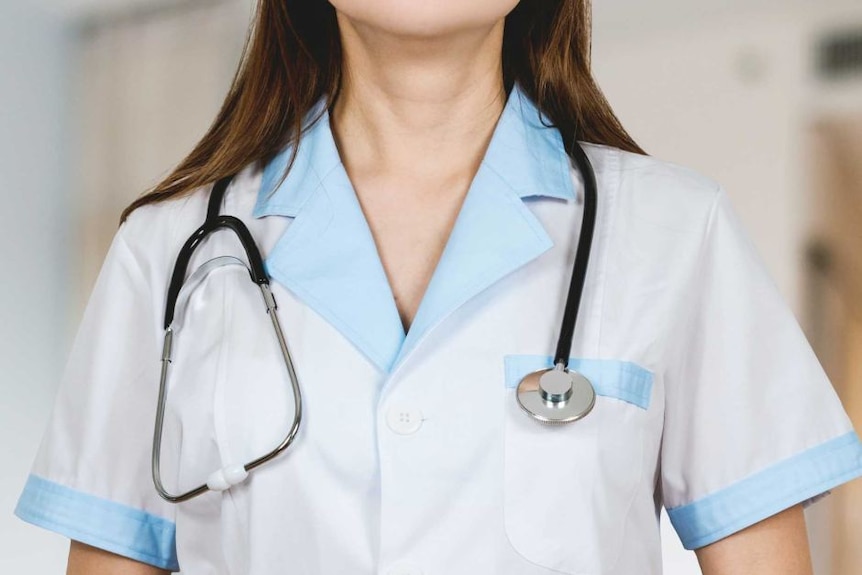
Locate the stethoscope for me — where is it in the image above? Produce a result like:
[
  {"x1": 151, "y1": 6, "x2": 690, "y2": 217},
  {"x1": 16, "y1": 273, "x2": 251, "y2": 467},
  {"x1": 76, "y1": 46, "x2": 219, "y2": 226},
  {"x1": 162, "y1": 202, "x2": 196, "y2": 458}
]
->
[{"x1": 152, "y1": 130, "x2": 598, "y2": 503}]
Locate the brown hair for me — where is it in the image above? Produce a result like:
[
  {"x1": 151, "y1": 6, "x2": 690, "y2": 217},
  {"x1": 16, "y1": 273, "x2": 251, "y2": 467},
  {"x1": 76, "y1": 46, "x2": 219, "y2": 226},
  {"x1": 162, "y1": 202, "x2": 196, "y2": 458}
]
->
[{"x1": 121, "y1": 0, "x2": 644, "y2": 223}]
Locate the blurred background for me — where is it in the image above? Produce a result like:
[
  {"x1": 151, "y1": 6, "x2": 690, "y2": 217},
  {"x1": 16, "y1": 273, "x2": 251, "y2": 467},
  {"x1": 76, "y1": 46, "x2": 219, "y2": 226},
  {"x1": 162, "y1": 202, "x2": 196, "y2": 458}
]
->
[{"x1": 2, "y1": 0, "x2": 861, "y2": 572}]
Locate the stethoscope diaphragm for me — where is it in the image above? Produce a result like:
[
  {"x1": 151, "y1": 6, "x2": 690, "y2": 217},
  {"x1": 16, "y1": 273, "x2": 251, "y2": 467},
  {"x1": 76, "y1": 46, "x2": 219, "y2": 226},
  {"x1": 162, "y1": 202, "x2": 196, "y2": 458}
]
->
[{"x1": 516, "y1": 366, "x2": 596, "y2": 424}]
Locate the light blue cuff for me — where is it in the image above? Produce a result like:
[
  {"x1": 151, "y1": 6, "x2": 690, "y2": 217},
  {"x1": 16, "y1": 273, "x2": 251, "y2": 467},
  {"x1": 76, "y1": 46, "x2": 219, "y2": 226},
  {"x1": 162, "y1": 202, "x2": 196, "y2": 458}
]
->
[
  {"x1": 504, "y1": 355, "x2": 654, "y2": 410},
  {"x1": 667, "y1": 431, "x2": 862, "y2": 550},
  {"x1": 14, "y1": 474, "x2": 179, "y2": 571}
]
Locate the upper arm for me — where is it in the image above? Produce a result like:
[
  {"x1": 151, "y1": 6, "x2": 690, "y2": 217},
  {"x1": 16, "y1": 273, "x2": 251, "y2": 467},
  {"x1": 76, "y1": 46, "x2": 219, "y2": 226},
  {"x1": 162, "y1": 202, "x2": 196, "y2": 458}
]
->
[
  {"x1": 694, "y1": 504, "x2": 812, "y2": 575},
  {"x1": 68, "y1": 541, "x2": 172, "y2": 575}
]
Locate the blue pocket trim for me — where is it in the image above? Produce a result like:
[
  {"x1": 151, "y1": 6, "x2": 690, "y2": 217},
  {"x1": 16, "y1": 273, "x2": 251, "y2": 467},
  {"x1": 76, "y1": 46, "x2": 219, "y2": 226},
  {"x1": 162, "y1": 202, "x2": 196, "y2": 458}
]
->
[
  {"x1": 503, "y1": 355, "x2": 654, "y2": 410},
  {"x1": 14, "y1": 474, "x2": 179, "y2": 571},
  {"x1": 667, "y1": 431, "x2": 862, "y2": 550}
]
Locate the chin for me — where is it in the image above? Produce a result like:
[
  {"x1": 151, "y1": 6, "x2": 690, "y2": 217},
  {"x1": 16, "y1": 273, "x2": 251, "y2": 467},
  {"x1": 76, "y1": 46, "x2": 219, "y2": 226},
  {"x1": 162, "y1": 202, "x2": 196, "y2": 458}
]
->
[{"x1": 329, "y1": 0, "x2": 520, "y2": 38}]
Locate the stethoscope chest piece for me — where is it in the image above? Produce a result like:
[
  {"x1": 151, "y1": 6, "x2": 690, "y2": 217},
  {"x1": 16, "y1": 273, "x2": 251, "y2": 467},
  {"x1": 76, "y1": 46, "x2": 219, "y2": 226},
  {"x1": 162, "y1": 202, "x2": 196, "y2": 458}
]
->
[{"x1": 516, "y1": 366, "x2": 596, "y2": 424}]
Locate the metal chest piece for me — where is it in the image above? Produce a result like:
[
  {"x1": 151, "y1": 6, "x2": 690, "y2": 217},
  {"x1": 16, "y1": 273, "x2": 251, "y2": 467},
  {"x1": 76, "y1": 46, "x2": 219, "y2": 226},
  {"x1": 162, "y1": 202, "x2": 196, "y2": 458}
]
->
[{"x1": 516, "y1": 365, "x2": 596, "y2": 424}]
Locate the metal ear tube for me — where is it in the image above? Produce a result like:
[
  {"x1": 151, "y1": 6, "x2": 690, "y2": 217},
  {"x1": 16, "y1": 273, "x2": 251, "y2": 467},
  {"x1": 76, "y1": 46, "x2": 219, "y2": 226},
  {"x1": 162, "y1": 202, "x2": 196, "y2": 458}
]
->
[{"x1": 151, "y1": 176, "x2": 303, "y2": 503}]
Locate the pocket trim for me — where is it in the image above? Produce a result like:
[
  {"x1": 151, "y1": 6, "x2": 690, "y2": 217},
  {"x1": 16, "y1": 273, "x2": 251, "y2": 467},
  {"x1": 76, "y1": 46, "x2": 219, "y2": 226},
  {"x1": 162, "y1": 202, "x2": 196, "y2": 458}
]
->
[{"x1": 504, "y1": 355, "x2": 654, "y2": 410}]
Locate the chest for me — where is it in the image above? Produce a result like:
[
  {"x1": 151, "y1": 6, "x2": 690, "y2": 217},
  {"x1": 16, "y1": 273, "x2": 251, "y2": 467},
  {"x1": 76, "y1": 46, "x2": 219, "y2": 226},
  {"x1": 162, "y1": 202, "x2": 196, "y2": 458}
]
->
[
  {"x1": 157, "y1": 162, "x2": 695, "y2": 574},
  {"x1": 162, "y1": 230, "x2": 667, "y2": 574},
  {"x1": 351, "y1": 173, "x2": 473, "y2": 332}
]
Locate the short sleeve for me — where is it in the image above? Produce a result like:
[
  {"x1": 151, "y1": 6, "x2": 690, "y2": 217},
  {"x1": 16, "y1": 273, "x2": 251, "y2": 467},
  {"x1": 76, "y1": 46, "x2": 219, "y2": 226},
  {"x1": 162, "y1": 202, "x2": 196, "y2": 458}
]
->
[
  {"x1": 13, "y1": 224, "x2": 179, "y2": 571},
  {"x1": 660, "y1": 187, "x2": 862, "y2": 550}
]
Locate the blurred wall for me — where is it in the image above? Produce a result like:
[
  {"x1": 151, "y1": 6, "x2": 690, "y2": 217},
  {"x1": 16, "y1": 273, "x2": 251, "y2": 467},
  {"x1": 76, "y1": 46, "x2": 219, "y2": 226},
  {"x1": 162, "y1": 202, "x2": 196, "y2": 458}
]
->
[
  {"x1": 0, "y1": 3, "x2": 73, "y2": 573},
  {"x1": 73, "y1": 0, "x2": 248, "y2": 308}
]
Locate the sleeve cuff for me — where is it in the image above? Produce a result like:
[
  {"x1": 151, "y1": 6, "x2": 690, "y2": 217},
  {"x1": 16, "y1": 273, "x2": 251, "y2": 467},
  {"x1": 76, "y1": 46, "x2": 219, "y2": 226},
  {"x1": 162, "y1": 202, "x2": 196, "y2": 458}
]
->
[
  {"x1": 666, "y1": 431, "x2": 862, "y2": 550},
  {"x1": 14, "y1": 474, "x2": 179, "y2": 571}
]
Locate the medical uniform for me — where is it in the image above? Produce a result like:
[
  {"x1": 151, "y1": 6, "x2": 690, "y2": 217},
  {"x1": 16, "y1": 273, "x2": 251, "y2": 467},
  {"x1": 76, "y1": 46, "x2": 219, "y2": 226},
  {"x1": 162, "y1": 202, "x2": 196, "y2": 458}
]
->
[{"x1": 15, "y1": 82, "x2": 862, "y2": 575}]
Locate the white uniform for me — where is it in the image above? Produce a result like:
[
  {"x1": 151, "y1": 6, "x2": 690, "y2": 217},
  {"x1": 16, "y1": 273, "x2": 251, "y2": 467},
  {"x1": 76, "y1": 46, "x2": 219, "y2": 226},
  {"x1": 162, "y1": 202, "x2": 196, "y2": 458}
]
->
[{"x1": 15, "y1": 83, "x2": 862, "y2": 575}]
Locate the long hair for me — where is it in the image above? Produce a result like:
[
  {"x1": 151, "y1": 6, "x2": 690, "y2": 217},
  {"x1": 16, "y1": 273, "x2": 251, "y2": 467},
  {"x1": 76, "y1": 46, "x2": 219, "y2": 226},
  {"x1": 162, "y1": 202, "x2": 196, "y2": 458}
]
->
[{"x1": 120, "y1": 0, "x2": 644, "y2": 222}]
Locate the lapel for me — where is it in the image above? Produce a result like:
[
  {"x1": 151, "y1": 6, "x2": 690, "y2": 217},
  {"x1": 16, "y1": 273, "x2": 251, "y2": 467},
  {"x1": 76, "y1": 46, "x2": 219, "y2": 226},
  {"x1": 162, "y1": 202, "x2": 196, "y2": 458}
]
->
[{"x1": 253, "y1": 82, "x2": 578, "y2": 374}]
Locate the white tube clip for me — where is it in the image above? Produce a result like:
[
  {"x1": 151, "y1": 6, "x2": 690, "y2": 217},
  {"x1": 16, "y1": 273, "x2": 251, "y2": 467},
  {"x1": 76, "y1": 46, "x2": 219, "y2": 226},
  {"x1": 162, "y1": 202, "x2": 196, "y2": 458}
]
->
[{"x1": 206, "y1": 464, "x2": 249, "y2": 492}]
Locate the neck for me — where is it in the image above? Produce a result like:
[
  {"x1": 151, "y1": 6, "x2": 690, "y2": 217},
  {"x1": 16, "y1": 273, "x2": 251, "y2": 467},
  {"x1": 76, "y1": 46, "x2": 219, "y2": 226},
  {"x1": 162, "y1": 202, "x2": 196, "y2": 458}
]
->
[{"x1": 329, "y1": 15, "x2": 508, "y2": 185}]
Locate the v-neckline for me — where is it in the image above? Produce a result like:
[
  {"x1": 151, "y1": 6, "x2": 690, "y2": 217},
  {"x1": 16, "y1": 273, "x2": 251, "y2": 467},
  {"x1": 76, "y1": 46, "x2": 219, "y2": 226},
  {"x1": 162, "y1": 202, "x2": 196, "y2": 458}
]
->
[
  {"x1": 255, "y1": 82, "x2": 577, "y2": 374},
  {"x1": 325, "y1": 100, "x2": 496, "y2": 340}
]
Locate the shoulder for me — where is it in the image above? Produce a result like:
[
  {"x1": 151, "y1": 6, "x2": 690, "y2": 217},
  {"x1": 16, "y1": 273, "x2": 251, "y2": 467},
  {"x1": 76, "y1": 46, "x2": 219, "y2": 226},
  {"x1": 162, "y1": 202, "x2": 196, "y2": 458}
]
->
[{"x1": 581, "y1": 142, "x2": 723, "y2": 235}]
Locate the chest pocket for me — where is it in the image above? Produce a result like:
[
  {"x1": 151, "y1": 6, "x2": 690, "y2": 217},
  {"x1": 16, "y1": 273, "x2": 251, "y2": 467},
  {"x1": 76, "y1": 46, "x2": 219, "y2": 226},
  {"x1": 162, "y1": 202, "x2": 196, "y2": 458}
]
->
[{"x1": 502, "y1": 355, "x2": 654, "y2": 574}]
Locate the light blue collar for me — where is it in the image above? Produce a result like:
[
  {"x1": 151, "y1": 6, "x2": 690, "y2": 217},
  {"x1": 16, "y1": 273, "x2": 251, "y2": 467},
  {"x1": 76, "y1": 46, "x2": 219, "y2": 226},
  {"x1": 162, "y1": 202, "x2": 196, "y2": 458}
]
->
[{"x1": 253, "y1": 82, "x2": 577, "y2": 374}]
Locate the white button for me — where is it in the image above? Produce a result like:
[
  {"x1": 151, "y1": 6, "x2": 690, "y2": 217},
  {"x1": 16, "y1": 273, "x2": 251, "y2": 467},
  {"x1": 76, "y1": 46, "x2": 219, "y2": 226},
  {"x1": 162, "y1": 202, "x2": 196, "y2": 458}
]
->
[
  {"x1": 386, "y1": 406, "x2": 424, "y2": 435},
  {"x1": 386, "y1": 562, "x2": 423, "y2": 575}
]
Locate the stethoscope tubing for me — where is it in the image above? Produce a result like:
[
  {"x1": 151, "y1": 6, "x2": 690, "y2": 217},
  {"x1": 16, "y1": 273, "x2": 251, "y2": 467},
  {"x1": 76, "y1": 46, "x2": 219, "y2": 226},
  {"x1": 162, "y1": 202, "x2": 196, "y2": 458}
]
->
[
  {"x1": 553, "y1": 140, "x2": 598, "y2": 367},
  {"x1": 162, "y1": 178, "x2": 269, "y2": 330},
  {"x1": 152, "y1": 135, "x2": 598, "y2": 501}
]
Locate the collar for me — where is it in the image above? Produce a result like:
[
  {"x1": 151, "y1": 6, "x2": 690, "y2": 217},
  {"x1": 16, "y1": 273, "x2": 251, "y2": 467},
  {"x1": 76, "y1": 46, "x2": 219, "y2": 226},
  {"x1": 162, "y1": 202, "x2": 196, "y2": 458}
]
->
[
  {"x1": 251, "y1": 82, "x2": 579, "y2": 375},
  {"x1": 253, "y1": 81, "x2": 575, "y2": 217}
]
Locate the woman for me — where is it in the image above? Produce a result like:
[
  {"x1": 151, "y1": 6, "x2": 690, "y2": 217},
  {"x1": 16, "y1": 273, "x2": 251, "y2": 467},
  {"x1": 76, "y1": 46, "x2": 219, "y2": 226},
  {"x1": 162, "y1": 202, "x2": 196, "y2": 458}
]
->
[{"x1": 15, "y1": 0, "x2": 862, "y2": 574}]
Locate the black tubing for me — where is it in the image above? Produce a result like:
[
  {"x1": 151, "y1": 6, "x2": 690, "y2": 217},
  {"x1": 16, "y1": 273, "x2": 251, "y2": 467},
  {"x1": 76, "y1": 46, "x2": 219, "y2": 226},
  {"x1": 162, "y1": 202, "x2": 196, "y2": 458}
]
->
[
  {"x1": 553, "y1": 141, "x2": 598, "y2": 367},
  {"x1": 163, "y1": 176, "x2": 270, "y2": 329}
]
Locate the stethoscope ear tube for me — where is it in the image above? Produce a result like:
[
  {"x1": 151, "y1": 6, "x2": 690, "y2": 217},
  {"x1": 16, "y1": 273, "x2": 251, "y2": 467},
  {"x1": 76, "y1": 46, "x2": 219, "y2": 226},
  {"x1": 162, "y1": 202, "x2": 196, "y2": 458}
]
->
[
  {"x1": 153, "y1": 281, "x2": 303, "y2": 502},
  {"x1": 153, "y1": 176, "x2": 304, "y2": 503}
]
